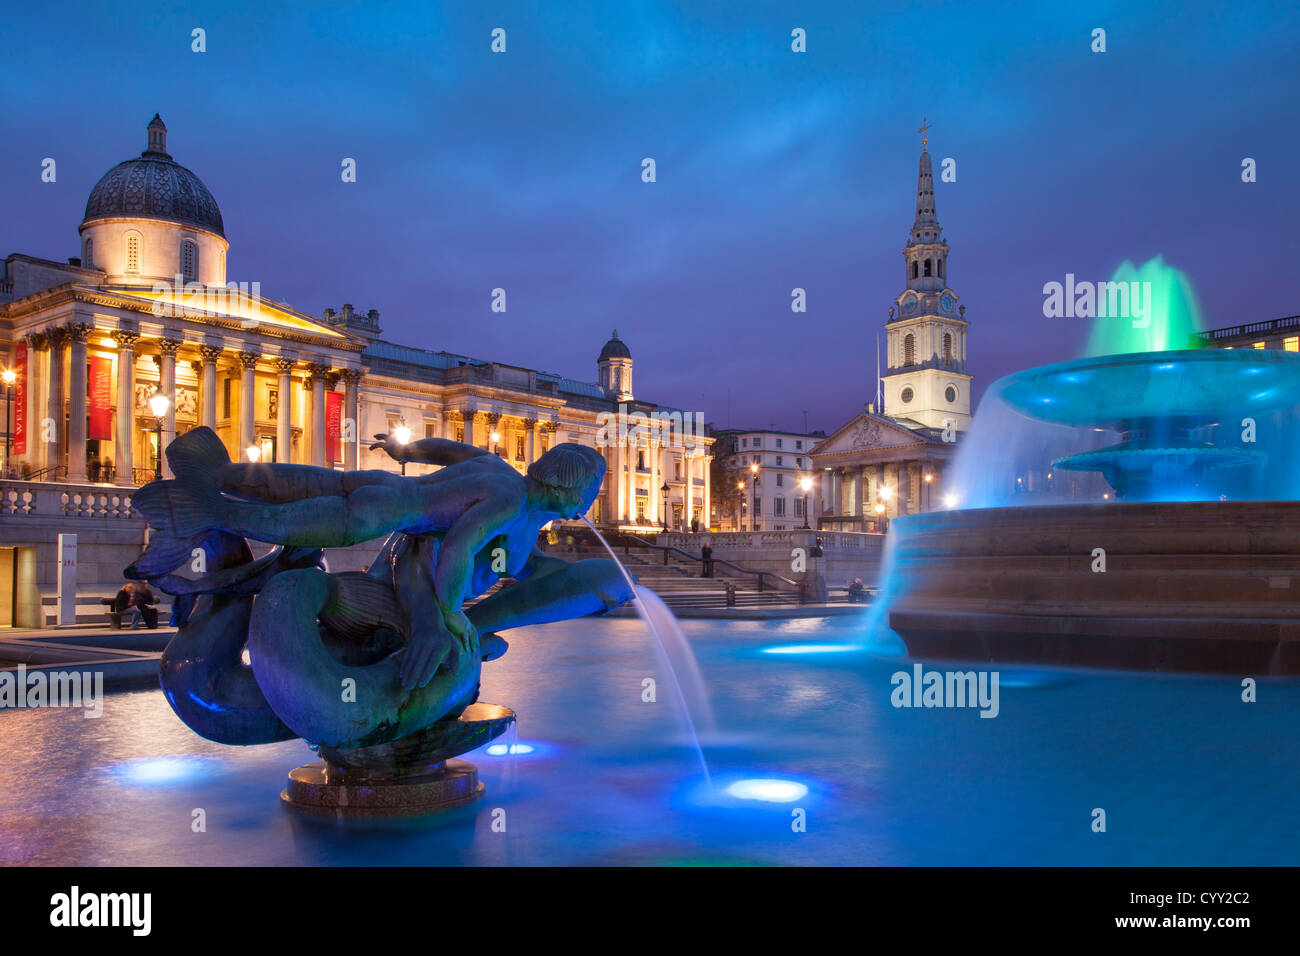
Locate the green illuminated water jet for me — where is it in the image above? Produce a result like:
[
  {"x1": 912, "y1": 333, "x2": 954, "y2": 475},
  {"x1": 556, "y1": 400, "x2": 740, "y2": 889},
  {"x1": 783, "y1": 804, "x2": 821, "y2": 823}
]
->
[{"x1": 1083, "y1": 255, "x2": 1204, "y2": 357}]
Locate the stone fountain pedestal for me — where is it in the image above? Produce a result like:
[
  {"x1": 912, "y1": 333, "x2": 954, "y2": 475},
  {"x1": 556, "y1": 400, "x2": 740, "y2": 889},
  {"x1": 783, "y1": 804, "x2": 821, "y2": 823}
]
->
[
  {"x1": 281, "y1": 702, "x2": 516, "y2": 815},
  {"x1": 888, "y1": 501, "x2": 1300, "y2": 674}
]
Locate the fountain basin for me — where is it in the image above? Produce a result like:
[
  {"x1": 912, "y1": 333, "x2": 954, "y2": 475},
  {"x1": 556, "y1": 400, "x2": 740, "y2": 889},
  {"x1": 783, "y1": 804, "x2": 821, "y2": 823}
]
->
[{"x1": 887, "y1": 501, "x2": 1300, "y2": 673}]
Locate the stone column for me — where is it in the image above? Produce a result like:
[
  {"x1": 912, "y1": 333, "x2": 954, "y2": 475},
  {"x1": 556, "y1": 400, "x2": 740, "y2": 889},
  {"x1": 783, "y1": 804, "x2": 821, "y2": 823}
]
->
[
  {"x1": 486, "y1": 412, "x2": 501, "y2": 456},
  {"x1": 682, "y1": 453, "x2": 693, "y2": 530},
  {"x1": 66, "y1": 323, "x2": 91, "y2": 482},
  {"x1": 46, "y1": 327, "x2": 67, "y2": 477},
  {"x1": 197, "y1": 345, "x2": 220, "y2": 430},
  {"x1": 703, "y1": 454, "x2": 711, "y2": 530},
  {"x1": 274, "y1": 359, "x2": 294, "y2": 463},
  {"x1": 112, "y1": 330, "x2": 138, "y2": 484},
  {"x1": 24, "y1": 332, "x2": 49, "y2": 474},
  {"x1": 462, "y1": 409, "x2": 476, "y2": 448},
  {"x1": 898, "y1": 461, "x2": 910, "y2": 516},
  {"x1": 443, "y1": 409, "x2": 461, "y2": 445},
  {"x1": 523, "y1": 417, "x2": 537, "y2": 464},
  {"x1": 850, "y1": 468, "x2": 861, "y2": 518},
  {"x1": 649, "y1": 440, "x2": 660, "y2": 525},
  {"x1": 306, "y1": 363, "x2": 329, "y2": 467},
  {"x1": 237, "y1": 351, "x2": 259, "y2": 459},
  {"x1": 341, "y1": 368, "x2": 360, "y2": 470},
  {"x1": 158, "y1": 338, "x2": 181, "y2": 478}
]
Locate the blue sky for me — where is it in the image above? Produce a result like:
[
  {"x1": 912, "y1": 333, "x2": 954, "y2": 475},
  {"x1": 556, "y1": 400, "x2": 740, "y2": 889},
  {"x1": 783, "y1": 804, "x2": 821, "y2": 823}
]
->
[{"x1": 3, "y1": 1, "x2": 1297, "y2": 432}]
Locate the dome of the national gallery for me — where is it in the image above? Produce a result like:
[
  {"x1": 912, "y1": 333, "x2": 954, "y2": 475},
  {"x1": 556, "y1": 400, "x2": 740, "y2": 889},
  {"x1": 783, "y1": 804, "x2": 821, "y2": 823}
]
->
[
  {"x1": 598, "y1": 330, "x2": 632, "y2": 361},
  {"x1": 81, "y1": 114, "x2": 225, "y2": 237}
]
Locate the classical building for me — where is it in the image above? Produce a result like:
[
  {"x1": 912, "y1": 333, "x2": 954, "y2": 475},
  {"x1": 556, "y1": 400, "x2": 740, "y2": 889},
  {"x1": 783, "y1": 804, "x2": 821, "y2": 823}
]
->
[
  {"x1": 811, "y1": 132, "x2": 969, "y2": 530},
  {"x1": 0, "y1": 117, "x2": 711, "y2": 623},
  {"x1": 710, "y1": 428, "x2": 825, "y2": 531},
  {"x1": 1191, "y1": 314, "x2": 1300, "y2": 352}
]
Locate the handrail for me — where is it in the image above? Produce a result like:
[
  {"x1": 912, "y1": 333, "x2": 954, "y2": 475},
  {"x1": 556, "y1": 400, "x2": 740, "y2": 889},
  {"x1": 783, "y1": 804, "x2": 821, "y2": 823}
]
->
[
  {"x1": 13, "y1": 464, "x2": 67, "y2": 482},
  {"x1": 608, "y1": 530, "x2": 803, "y2": 592}
]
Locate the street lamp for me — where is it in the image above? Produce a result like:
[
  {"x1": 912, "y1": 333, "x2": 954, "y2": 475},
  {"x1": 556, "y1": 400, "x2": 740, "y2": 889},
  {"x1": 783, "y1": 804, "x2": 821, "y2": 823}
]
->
[
  {"x1": 736, "y1": 480, "x2": 745, "y2": 532},
  {"x1": 1, "y1": 368, "x2": 15, "y2": 478},
  {"x1": 799, "y1": 475, "x2": 812, "y2": 529},
  {"x1": 148, "y1": 390, "x2": 170, "y2": 479},
  {"x1": 393, "y1": 417, "x2": 412, "y2": 475},
  {"x1": 245, "y1": 444, "x2": 262, "y2": 462},
  {"x1": 749, "y1": 462, "x2": 759, "y2": 532},
  {"x1": 660, "y1": 481, "x2": 669, "y2": 531}
]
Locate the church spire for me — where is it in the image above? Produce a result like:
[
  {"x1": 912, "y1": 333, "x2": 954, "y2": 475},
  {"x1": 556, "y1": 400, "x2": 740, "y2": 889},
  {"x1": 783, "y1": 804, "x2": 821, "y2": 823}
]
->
[{"x1": 911, "y1": 118, "x2": 940, "y2": 242}]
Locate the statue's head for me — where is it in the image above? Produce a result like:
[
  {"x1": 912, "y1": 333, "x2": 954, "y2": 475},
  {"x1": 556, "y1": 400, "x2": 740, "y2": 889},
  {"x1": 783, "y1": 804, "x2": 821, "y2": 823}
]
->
[{"x1": 527, "y1": 443, "x2": 606, "y2": 519}]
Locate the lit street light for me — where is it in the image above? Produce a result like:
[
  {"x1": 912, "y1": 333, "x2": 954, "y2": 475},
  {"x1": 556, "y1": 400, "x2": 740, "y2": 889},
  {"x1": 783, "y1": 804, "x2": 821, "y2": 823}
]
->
[
  {"x1": 148, "y1": 390, "x2": 170, "y2": 479},
  {"x1": 393, "y1": 417, "x2": 412, "y2": 475},
  {"x1": 799, "y1": 474, "x2": 812, "y2": 529}
]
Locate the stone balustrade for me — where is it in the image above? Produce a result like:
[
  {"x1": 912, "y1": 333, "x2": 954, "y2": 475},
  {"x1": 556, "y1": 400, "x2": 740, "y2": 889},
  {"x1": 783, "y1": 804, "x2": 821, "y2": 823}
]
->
[{"x1": 0, "y1": 479, "x2": 140, "y2": 520}]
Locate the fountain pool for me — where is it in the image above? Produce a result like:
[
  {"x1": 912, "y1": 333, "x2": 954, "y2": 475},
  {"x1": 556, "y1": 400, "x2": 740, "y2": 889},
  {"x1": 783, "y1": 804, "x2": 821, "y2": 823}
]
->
[{"x1": 3, "y1": 615, "x2": 1299, "y2": 865}]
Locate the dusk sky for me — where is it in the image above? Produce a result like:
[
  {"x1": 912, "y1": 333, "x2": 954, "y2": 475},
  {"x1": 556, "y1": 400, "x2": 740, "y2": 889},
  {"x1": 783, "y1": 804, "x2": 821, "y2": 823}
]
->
[{"x1": 3, "y1": 1, "x2": 1298, "y2": 434}]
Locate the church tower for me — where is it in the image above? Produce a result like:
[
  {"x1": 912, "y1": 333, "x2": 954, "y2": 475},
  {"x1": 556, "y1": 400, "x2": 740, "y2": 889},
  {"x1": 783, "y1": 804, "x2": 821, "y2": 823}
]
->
[{"x1": 881, "y1": 122, "x2": 972, "y2": 432}]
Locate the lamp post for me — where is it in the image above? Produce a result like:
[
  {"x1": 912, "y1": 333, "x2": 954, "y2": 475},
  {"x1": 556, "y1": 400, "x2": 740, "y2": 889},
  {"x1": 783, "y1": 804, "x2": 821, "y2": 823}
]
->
[
  {"x1": 660, "y1": 481, "x2": 669, "y2": 531},
  {"x1": 736, "y1": 479, "x2": 745, "y2": 532},
  {"x1": 799, "y1": 475, "x2": 812, "y2": 529},
  {"x1": 1, "y1": 368, "x2": 14, "y2": 478},
  {"x1": 749, "y1": 462, "x2": 759, "y2": 532},
  {"x1": 393, "y1": 417, "x2": 412, "y2": 476},
  {"x1": 148, "y1": 390, "x2": 170, "y2": 479}
]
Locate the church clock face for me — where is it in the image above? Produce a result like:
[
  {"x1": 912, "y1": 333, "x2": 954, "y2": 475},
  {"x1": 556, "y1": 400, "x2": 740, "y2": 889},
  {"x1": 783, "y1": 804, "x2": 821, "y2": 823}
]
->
[
  {"x1": 940, "y1": 293, "x2": 955, "y2": 314},
  {"x1": 902, "y1": 293, "x2": 918, "y2": 315}
]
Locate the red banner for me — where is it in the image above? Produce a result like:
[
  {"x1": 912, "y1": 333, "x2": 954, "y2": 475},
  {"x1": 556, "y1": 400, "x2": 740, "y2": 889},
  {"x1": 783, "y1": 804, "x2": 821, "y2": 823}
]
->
[
  {"x1": 88, "y1": 355, "x2": 113, "y2": 441},
  {"x1": 13, "y1": 342, "x2": 26, "y2": 456},
  {"x1": 325, "y1": 391, "x2": 342, "y2": 463}
]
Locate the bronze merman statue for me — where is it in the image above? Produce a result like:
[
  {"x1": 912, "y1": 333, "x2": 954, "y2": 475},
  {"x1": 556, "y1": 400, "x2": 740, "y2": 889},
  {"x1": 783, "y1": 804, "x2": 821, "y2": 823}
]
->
[{"x1": 129, "y1": 426, "x2": 634, "y2": 782}]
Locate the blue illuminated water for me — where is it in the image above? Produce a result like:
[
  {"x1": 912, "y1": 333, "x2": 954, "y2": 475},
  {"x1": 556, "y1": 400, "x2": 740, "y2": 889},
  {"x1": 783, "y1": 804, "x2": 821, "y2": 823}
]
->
[{"x1": 3, "y1": 615, "x2": 1298, "y2": 865}]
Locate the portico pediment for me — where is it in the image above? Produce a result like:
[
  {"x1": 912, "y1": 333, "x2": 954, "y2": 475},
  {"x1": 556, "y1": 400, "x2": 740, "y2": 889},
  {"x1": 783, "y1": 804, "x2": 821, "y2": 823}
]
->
[{"x1": 810, "y1": 413, "x2": 930, "y2": 458}]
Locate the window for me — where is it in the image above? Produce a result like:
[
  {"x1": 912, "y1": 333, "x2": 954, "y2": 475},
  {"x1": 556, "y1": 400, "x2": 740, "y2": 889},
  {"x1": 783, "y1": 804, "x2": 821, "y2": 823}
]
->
[
  {"x1": 125, "y1": 233, "x2": 140, "y2": 274},
  {"x1": 1253, "y1": 342, "x2": 1266, "y2": 349},
  {"x1": 774, "y1": 497, "x2": 785, "y2": 517},
  {"x1": 181, "y1": 240, "x2": 198, "y2": 281},
  {"x1": 924, "y1": 259, "x2": 932, "y2": 277},
  {"x1": 776, "y1": 474, "x2": 784, "y2": 487},
  {"x1": 911, "y1": 261, "x2": 919, "y2": 279},
  {"x1": 795, "y1": 457, "x2": 803, "y2": 467},
  {"x1": 637, "y1": 450, "x2": 646, "y2": 469},
  {"x1": 425, "y1": 422, "x2": 436, "y2": 439},
  {"x1": 775, "y1": 456, "x2": 783, "y2": 466},
  {"x1": 795, "y1": 440, "x2": 802, "y2": 450},
  {"x1": 794, "y1": 497, "x2": 805, "y2": 516},
  {"x1": 904, "y1": 333, "x2": 916, "y2": 366},
  {"x1": 1285, "y1": 337, "x2": 1299, "y2": 352},
  {"x1": 674, "y1": 459, "x2": 681, "y2": 479},
  {"x1": 455, "y1": 426, "x2": 465, "y2": 443},
  {"x1": 83, "y1": 237, "x2": 93, "y2": 269},
  {"x1": 515, "y1": 436, "x2": 525, "y2": 460},
  {"x1": 753, "y1": 498, "x2": 761, "y2": 516},
  {"x1": 222, "y1": 378, "x2": 231, "y2": 418},
  {"x1": 752, "y1": 455, "x2": 760, "y2": 465},
  {"x1": 944, "y1": 332, "x2": 953, "y2": 365},
  {"x1": 946, "y1": 385, "x2": 958, "y2": 403},
  {"x1": 775, "y1": 438, "x2": 783, "y2": 448},
  {"x1": 938, "y1": 259, "x2": 944, "y2": 278},
  {"x1": 901, "y1": 386, "x2": 914, "y2": 404}
]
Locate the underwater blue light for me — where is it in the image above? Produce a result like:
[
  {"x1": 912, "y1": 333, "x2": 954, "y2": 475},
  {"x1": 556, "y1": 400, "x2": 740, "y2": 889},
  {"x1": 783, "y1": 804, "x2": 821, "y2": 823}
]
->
[
  {"x1": 114, "y1": 756, "x2": 215, "y2": 786},
  {"x1": 760, "y1": 643, "x2": 863, "y2": 655},
  {"x1": 485, "y1": 743, "x2": 535, "y2": 756},
  {"x1": 725, "y1": 779, "x2": 809, "y2": 803}
]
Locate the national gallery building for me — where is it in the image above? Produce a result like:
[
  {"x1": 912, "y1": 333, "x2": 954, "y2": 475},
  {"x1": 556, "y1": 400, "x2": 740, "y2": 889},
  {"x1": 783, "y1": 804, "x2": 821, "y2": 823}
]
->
[{"x1": 0, "y1": 116, "x2": 712, "y2": 536}]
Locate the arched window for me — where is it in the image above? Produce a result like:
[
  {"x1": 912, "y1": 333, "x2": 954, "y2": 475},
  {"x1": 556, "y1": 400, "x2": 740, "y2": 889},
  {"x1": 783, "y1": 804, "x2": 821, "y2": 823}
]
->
[
  {"x1": 83, "y1": 237, "x2": 93, "y2": 269},
  {"x1": 903, "y1": 333, "x2": 915, "y2": 366},
  {"x1": 125, "y1": 233, "x2": 140, "y2": 274},
  {"x1": 938, "y1": 258, "x2": 944, "y2": 278},
  {"x1": 181, "y1": 240, "x2": 198, "y2": 281},
  {"x1": 944, "y1": 332, "x2": 953, "y2": 365},
  {"x1": 911, "y1": 260, "x2": 919, "y2": 279},
  {"x1": 924, "y1": 258, "x2": 932, "y2": 277}
]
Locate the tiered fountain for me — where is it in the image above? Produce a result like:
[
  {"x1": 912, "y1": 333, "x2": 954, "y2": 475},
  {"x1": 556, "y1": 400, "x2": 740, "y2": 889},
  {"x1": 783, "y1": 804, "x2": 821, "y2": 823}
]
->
[{"x1": 886, "y1": 259, "x2": 1300, "y2": 673}]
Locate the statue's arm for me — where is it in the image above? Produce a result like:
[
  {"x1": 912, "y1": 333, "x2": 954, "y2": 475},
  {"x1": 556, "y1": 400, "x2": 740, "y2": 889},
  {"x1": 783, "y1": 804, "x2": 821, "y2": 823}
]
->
[
  {"x1": 514, "y1": 547, "x2": 569, "y2": 581},
  {"x1": 433, "y1": 497, "x2": 517, "y2": 623},
  {"x1": 371, "y1": 434, "x2": 496, "y2": 467}
]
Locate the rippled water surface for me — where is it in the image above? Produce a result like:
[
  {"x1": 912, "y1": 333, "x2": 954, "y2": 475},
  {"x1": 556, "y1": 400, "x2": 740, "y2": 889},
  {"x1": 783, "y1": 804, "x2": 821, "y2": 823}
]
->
[{"x1": 2, "y1": 615, "x2": 1296, "y2": 865}]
